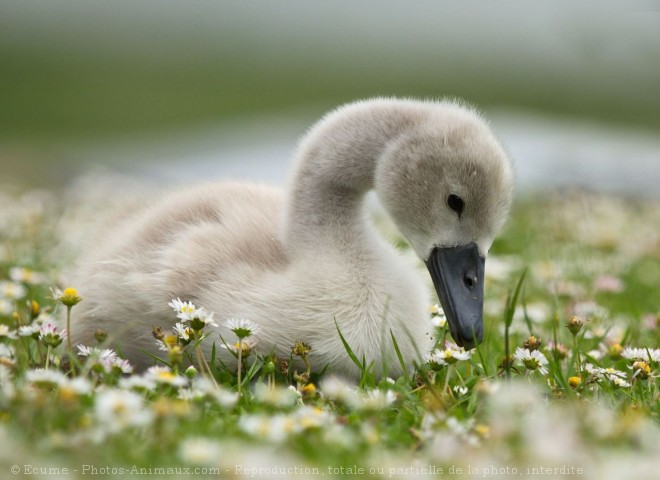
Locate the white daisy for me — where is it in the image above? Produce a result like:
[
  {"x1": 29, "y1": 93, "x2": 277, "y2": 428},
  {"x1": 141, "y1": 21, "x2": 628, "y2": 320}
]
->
[
  {"x1": 321, "y1": 376, "x2": 359, "y2": 406},
  {"x1": 0, "y1": 325, "x2": 17, "y2": 340},
  {"x1": 293, "y1": 406, "x2": 334, "y2": 429},
  {"x1": 145, "y1": 366, "x2": 188, "y2": 387},
  {"x1": 178, "y1": 437, "x2": 223, "y2": 466},
  {"x1": 425, "y1": 343, "x2": 472, "y2": 369},
  {"x1": 355, "y1": 389, "x2": 397, "y2": 411},
  {"x1": 0, "y1": 299, "x2": 12, "y2": 316},
  {"x1": 63, "y1": 376, "x2": 94, "y2": 395},
  {"x1": 18, "y1": 324, "x2": 40, "y2": 337},
  {"x1": 584, "y1": 364, "x2": 630, "y2": 388},
  {"x1": 188, "y1": 307, "x2": 218, "y2": 330},
  {"x1": 94, "y1": 389, "x2": 154, "y2": 434},
  {"x1": 220, "y1": 337, "x2": 258, "y2": 355},
  {"x1": 224, "y1": 318, "x2": 259, "y2": 339},
  {"x1": 621, "y1": 347, "x2": 660, "y2": 363},
  {"x1": 9, "y1": 267, "x2": 45, "y2": 285},
  {"x1": 112, "y1": 358, "x2": 134, "y2": 374},
  {"x1": 253, "y1": 383, "x2": 299, "y2": 408},
  {"x1": 191, "y1": 378, "x2": 238, "y2": 408},
  {"x1": 168, "y1": 298, "x2": 197, "y2": 317},
  {"x1": 39, "y1": 321, "x2": 66, "y2": 348},
  {"x1": 238, "y1": 413, "x2": 297, "y2": 443},
  {"x1": 0, "y1": 281, "x2": 26, "y2": 300},
  {"x1": 453, "y1": 385, "x2": 469, "y2": 396},
  {"x1": 611, "y1": 376, "x2": 632, "y2": 388},
  {"x1": 429, "y1": 305, "x2": 447, "y2": 328},
  {"x1": 173, "y1": 322, "x2": 193, "y2": 343},
  {"x1": 513, "y1": 347, "x2": 549, "y2": 375},
  {"x1": 25, "y1": 368, "x2": 66, "y2": 386},
  {"x1": 77, "y1": 345, "x2": 133, "y2": 374},
  {"x1": 119, "y1": 375, "x2": 157, "y2": 392},
  {"x1": 0, "y1": 343, "x2": 14, "y2": 359}
]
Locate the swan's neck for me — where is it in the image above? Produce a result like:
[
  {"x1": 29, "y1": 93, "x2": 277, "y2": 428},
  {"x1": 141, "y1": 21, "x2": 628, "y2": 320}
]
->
[{"x1": 284, "y1": 101, "x2": 421, "y2": 254}]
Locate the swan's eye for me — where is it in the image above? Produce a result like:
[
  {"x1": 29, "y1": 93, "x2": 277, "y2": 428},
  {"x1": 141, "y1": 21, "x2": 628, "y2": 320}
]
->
[{"x1": 447, "y1": 194, "x2": 464, "y2": 216}]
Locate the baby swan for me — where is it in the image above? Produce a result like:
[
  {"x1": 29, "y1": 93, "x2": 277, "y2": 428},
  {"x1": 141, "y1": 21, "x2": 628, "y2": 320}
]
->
[{"x1": 70, "y1": 98, "x2": 514, "y2": 379}]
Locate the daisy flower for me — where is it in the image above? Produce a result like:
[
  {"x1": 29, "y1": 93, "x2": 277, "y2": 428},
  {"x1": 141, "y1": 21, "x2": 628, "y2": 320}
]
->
[
  {"x1": 0, "y1": 281, "x2": 26, "y2": 300},
  {"x1": 94, "y1": 389, "x2": 154, "y2": 434},
  {"x1": 630, "y1": 361, "x2": 652, "y2": 380},
  {"x1": 172, "y1": 322, "x2": 194, "y2": 344},
  {"x1": 112, "y1": 358, "x2": 134, "y2": 374},
  {"x1": 585, "y1": 364, "x2": 631, "y2": 387},
  {"x1": 25, "y1": 368, "x2": 67, "y2": 386},
  {"x1": 64, "y1": 376, "x2": 94, "y2": 396},
  {"x1": 52, "y1": 286, "x2": 82, "y2": 307},
  {"x1": 238, "y1": 413, "x2": 297, "y2": 443},
  {"x1": 169, "y1": 298, "x2": 217, "y2": 327},
  {"x1": 9, "y1": 267, "x2": 45, "y2": 285},
  {"x1": 429, "y1": 304, "x2": 447, "y2": 328},
  {"x1": 191, "y1": 377, "x2": 238, "y2": 408},
  {"x1": 39, "y1": 321, "x2": 66, "y2": 348},
  {"x1": 220, "y1": 337, "x2": 258, "y2": 356},
  {"x1": 224, "y1": 318, "x2": 259, "y2": 339},
  {"x1": 356, "y1": 389, "x2": 397, "y2": 411},
  {"x1": 0, "y1": 299, "x2": 11, "y2": 316},
  {"x1": 187, "y1": 307, "x2": 217, "y2": 331},
  {"x1": 425, "y1": 343, "x2": 472, "y2": 370},
  {"x1": 253, "y1": 383, "x2": 299, "y2": 408},
  {"x1": 293, "y1": 406, "x2": 333, "y2": 429},
  {"x1": 119, "y1": 376, "x2": 157, "y2": 392},
  {"x1": 145, "y1": 366, "x2": 188, "y2": 387},
  {"x1": 168, "y1": 298, "x2": 196, "y2": 316},
  {"x1": 178, "y1": 437, "x2": 223, "y2": 466},
  {"x1": 0, "y1": 325, "x2": 17, "y2": 340},
  {"x1": 610, "y1": 376, "x2": 632, "y2": 388},
  {"x1": 621, "y1": 347, "x2": 660, "y2": 364},
  {"x1": 566, "y1": 316, "x2": 585, "y2": 336},
  {"x1": 453, "y1": 385, "x2": 469, "y2": 396},
  {"x1": 18, "y1": 324, "x2": 40, "y2": 338},
  {"x1": 78, "y1": 345, "x2": 134, "y2": 374},
  {"x1": 320, "y1": 376, "x2": 359, "y2": 406},
  {"x1": 513, "y1": 347, "x2": 549, "y2": 375}
]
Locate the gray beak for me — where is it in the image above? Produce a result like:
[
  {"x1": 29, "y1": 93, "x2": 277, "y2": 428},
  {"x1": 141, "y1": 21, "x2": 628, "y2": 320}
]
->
[{"x1": 425, "y1": 242, "x2": 485, "y2": 349}]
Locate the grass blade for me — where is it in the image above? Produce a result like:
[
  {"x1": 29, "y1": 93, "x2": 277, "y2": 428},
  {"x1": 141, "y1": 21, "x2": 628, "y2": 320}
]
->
[
  {"x1": 390, "y1": 330, "x2": 410, "y2": 384},
  {"x1": 503, "y1": 268, "x2": 528, "y2": 379},
  {"x1": 334, "y1": 319, "x2": 366, "y2": 375}
]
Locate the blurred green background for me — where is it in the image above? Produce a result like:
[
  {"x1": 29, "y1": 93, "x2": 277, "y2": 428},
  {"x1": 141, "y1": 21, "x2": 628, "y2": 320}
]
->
[{"x1": 1, "y1": 0, "x2": 659, "y2": 188}]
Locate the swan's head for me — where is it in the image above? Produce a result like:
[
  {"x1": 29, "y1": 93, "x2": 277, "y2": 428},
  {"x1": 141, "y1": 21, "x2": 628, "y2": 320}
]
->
[{"x1": 375, "y1": 105, "x2": 514, "y2": 349}]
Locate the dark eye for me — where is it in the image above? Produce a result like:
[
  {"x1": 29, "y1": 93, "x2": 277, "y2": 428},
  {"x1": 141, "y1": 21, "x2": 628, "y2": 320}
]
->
[{"x1": 447, "y1": 194, "x2": 464, "y2": 216}]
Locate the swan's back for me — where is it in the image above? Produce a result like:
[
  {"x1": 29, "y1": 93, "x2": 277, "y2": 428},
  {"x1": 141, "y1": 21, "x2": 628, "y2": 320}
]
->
[{"x1": 69, "y1": 182, "x2": 285, "y2": 360}]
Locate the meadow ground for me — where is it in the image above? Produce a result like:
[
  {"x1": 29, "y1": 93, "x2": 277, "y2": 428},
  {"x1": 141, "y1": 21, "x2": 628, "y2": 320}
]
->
[{"x1": 0, "y1": 182, "x2": 658, "y2": 479}]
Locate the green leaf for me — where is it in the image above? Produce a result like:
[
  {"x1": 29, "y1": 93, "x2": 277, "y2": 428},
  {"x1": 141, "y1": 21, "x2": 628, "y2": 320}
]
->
[{"x1": 390, "y1": 330, "x2": 411, "y2": 384}]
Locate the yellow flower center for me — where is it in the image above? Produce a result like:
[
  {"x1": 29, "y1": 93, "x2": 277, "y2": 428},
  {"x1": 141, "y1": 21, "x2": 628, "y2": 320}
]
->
[
  {"x1": 157, "y1": 371, "x2": 177, "y2": 381},
  {"x1": 63, "y1": 287, "x2": 78, "y2": 297}
]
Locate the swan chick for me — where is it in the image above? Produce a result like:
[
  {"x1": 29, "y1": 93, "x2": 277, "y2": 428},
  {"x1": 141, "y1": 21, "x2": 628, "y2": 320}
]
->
[{"x1": 69, "y1": 98, "x2": 514, "y2": 378}]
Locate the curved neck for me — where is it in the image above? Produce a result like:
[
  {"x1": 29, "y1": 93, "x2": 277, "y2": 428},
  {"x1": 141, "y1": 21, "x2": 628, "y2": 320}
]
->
[{"x1": 283, "y1": 101, "x2": 423, "y2": 254}]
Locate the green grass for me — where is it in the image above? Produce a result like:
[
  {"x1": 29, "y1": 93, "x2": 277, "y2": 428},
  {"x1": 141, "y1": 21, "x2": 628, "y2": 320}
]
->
[
  {"x1": 0, "y1": 188, "x2": 659, "y2": 478},
  {"x1": 3, "y1": 42, "x2": 660, "y2": 148}
]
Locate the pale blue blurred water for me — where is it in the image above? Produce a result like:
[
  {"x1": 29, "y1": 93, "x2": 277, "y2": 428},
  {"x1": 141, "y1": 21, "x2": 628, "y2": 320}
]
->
[{"x1": 82, "y1": 110, "x2": 660, "y2": 198}]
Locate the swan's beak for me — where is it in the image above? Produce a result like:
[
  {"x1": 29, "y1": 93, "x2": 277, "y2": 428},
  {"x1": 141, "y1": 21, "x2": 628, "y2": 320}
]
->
[{"x1": 425, "y1": 243, "x2": 485, "y2": 350}]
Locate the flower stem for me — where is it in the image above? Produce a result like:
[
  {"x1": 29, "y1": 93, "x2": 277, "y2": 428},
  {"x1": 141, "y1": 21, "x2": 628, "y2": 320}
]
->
[
  {"x1": 237, "y1": 346, "x2": 243, "y2": 396},
  {"x1": 443, "y1": 366, "x2": 452, "y2": 393},
  {"x1": 45, "y1": 346, "x2": 51, "y2": 370},
  {"x1": 194, "y1": 345, "x2": 218, "y2": 389},
  {"x1": 66, "y1": 306, "x2": 72, "y2": 352},
  {"x1": 573, "y1": 335, "x2": 582, "y2": 374}
]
